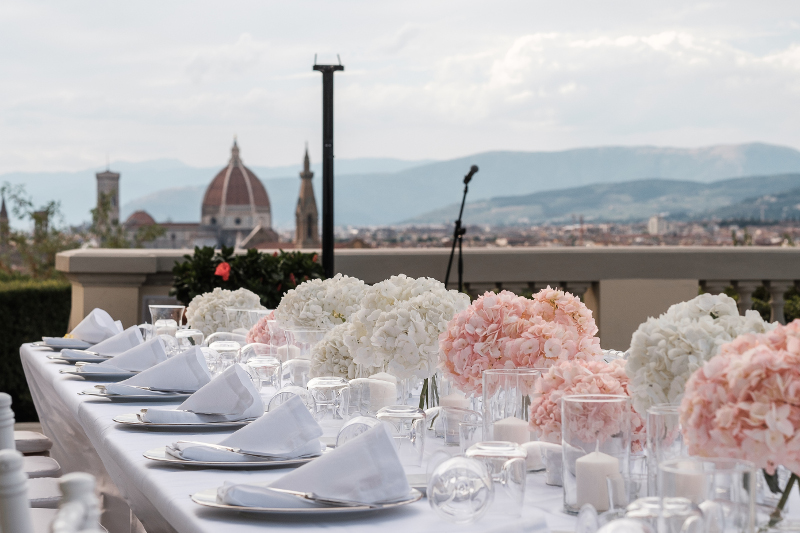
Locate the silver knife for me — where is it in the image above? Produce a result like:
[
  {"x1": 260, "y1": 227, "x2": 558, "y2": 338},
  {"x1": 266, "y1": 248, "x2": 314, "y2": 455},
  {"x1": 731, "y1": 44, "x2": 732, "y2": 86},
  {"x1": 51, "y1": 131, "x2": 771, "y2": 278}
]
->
[
  {"x1": 264, "y1": 487, "x2": 378, "y2": 508},
  {"x1": 175, "y1": 441, "x2": 317, "y2": 460}
]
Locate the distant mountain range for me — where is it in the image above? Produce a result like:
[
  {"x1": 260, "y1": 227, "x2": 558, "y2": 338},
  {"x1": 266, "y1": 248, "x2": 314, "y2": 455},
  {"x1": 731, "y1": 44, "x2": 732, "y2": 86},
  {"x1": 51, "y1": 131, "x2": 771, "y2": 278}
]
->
[
  {"x1": 408, "y1": 174, "x2": 800, "y2": 225},
  {"x1": 4, "y1": 142, "x2": 800, "y2": 228}
]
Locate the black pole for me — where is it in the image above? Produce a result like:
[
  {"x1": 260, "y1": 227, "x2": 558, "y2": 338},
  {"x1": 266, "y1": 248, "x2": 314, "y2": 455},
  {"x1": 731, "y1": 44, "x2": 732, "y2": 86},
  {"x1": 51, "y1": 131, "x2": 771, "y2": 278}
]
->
[
  {"x1": 313, "y1": 61, "x2": 344, "y2": 279},
  {"x1": 444, "y1": 165, "x2": 478, "y2": 290}
]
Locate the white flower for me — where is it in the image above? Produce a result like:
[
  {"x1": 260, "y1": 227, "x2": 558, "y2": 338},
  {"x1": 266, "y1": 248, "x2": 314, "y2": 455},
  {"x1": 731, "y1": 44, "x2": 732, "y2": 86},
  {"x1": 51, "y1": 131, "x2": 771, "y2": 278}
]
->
[
  {"x1": 625, "y1": 293, "x2": 776, "y2": 415},
  {"x1": 275, "y1": 274, "x2": 367, "y2": 329},
  {"x1": 309, "y1": 322, "x2": 382, "y2": 379},
  {"x1": 185, "y1": 287, "x2": 263, "y2": 337}
]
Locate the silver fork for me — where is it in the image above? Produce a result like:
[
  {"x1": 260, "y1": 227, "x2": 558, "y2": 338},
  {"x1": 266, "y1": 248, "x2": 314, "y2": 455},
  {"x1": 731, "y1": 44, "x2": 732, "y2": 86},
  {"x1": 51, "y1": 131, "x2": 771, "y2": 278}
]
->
[
  {"x1": 175, "y1": 441, "x2": 318, "y2": 460},
  {"x1": 263, "y1": 487, "x2": 379, "y2": 508}
]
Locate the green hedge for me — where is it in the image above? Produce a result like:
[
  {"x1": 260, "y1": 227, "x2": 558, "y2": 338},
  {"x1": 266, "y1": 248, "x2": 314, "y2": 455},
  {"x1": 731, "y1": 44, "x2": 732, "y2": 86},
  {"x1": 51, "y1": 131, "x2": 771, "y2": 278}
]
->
[{"x1": 0, "y1": 280, "x2": 71, "y2": 422}]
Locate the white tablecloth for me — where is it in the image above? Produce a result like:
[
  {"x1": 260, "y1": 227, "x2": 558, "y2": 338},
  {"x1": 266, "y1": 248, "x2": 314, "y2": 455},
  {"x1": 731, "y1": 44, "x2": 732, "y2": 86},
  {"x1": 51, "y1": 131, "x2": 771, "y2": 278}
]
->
[{"x1": 19, "y1": 342, "x2": 580, "y2": 533}]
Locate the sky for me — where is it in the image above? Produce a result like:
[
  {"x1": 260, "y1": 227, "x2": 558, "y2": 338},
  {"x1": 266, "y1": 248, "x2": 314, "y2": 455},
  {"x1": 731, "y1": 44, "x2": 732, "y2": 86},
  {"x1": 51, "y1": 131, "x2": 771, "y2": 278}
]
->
[{"x1": 1, "y1": 1, "x2": 799, "y2": 173}]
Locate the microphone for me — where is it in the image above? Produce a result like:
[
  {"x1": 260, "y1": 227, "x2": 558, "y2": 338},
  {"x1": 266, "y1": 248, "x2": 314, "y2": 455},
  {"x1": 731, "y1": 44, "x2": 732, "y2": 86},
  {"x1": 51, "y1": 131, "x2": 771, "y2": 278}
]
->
[{"x1": 464, "y1": 165, "x2": 479, "y2": 184}]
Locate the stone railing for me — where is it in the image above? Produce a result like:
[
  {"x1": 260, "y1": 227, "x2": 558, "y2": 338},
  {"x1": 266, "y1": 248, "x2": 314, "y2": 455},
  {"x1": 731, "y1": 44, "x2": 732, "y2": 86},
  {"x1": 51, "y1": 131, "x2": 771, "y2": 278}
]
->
[{"x1": 55, "y1": 247, "x2": 800, "y2": 350}]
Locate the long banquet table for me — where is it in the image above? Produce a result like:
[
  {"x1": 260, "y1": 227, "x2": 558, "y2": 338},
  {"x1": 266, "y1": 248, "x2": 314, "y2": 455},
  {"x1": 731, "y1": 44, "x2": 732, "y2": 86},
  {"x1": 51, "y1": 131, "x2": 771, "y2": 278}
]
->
[{"x1": 21, "y1": 343, "x2": 579, "y2": 533}]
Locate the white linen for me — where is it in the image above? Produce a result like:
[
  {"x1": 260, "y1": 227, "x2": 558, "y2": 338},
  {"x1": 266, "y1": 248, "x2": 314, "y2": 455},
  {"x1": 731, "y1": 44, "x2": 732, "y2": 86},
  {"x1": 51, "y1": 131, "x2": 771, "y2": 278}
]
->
[
  {"x1": 78, "y1": 338, "x2": 167, "y2": 373},
  {"x1": 105, "y1": 347, "x2": 211, "y2": 395},
  {"x1": 69, "y1": 308, "x2": 123, "y2": 343},
  {"x1": 41, "y1": 338, "x2": 92, "y2": 349},
  {"x1": 166, "y1": 395, "x2": 323, "y2": 462},
  {"x1": 58, "y1": 350, "x2": 109, "y2": 362},
  {"x1": 218, "y1": 423, "x2": 410, "y2": 508},
  {"x1": 85, "y1": 326, "x2": 144, "y2": 356},
  {"x1": 141, "y1": 364, "x2": 264, "y2": 424}
]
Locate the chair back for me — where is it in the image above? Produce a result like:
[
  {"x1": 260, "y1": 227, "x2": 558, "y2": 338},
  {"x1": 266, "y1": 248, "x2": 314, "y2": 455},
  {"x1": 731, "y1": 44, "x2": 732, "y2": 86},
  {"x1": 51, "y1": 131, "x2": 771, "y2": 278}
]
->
[{"x1": 0, "y1": 449, "x2": 34, "y2": 533}]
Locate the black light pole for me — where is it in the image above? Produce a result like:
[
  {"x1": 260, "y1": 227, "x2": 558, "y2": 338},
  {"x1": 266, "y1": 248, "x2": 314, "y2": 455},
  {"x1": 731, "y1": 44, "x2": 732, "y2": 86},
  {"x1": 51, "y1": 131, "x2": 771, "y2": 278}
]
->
[
  {"x1": 444, "y1": 165, "x2": 479, "y2": 292},
  {"x1": 313, "y1": 57, "x2": 344, "y2": 279}
]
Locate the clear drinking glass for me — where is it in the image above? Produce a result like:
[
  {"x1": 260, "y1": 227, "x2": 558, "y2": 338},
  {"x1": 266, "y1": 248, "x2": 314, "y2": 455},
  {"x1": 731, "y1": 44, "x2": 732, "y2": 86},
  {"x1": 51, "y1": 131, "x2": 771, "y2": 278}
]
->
[
  {"x1": 465, "y1": 441, "x2": 527, "y2": 518},
  {"x1": 348, "y1": 378, "x2": 397, "y2": 416},
  {"x1": 442, "y1": 407, "x2": 482, "y2": 447},
  {"x1": 283, "y1": 328, "x2": 328, "y2": 387},
  {"x1": 659, "y1": 457, "x2": 756, "y2": 533},
  {"x1": 646, "y1": 404, "x2": 686, "y2": 497},
  {"x1": 335, "y1": 416, "x2": 381, "y2": 448},
  {"x1": 158, "y1": 334, "x2": 181, "y2": 357},
  {"x1": 225, "y1": 308, "x2": 270, "y2": 336},
  {"x1": 238, "y1": 343, "x2": 271, "y2": 364},
  {"x1": 245, "y1": 356, "x2": 282, "y2": 397},
  {"x1": 267, "y1": 385, "x2": 316, "y2": 414},
  {"x1": 562, "y1": 394, "x2": 631, "y2": 514},
  {"x1": 267, "y1": 320, "x2": 287, "y2": 355},
  {"x1": 176, "y1": 329, "x2": 204, "y2": 350},
  {"x1": 209, "y1": 341, "x2": 240, "y2": 373},
  {"x1": 428, "y1": 456, "x2": 494, "y2": 524},
  {"x1": 376, "y1": 405, "x2": 426, "y2": 466},
  {"x1": 200, "y1": 347, "x2": 220, "y2": 375},
  {"x1": 306, "y1": 377, "x2": 350, "y2": 437},
  {"x1": 204, "y1": 332, "x2": 246, "y2": 347},
  {"x1": 482, "y1": 368, "x2": 540, "y2": 443},
  {"x1": 459, "y1": 421, "x2": 483, "y2": 455},
  {"x1": 149, "y1": 305, "x2": 185, "y2": 338}
]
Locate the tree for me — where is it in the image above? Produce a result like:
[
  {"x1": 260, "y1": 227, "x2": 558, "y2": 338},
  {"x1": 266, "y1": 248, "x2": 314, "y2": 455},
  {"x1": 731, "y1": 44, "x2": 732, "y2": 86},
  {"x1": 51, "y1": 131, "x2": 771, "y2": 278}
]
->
[{"x1": 90, "y1": 192, "x2": 165, "y2": 248}]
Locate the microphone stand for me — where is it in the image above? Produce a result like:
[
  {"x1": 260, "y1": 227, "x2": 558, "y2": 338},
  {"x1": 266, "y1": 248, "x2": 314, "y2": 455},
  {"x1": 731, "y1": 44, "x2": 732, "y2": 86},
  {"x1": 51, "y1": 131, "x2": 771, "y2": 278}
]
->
[{"x1": 445, "y1": 166, "x2": 478, "y2": 293}]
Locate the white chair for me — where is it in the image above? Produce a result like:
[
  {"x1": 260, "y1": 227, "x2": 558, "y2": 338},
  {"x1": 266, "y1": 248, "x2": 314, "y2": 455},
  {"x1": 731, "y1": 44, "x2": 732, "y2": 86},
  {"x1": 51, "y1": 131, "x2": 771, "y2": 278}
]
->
[
  {"x1": 0, "y1": 449, "x2": 35, "y2": 533},
  {"x1": 15, "y1": 430, "x2": 53, "y2": 455},
  {"x1": 50, "y1": 473, "x2": 103, "y2": 533}
]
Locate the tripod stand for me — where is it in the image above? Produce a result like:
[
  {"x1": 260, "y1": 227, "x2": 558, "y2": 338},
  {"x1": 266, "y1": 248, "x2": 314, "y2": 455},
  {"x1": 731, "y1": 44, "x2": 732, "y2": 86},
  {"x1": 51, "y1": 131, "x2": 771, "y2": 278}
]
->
[{"x1": 444, "y1": 165, "x2": 478, "y2": 292}]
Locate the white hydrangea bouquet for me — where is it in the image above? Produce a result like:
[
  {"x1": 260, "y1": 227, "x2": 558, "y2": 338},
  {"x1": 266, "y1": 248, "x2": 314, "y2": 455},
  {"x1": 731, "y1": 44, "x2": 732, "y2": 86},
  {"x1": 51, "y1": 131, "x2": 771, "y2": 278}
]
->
[
  {"x1": 625, "y1": 293, "x2": 775, "y2": 415},
  {"x1": 275, "y1": 274, "x2": 367, "y2": 329},
  {"x1": 185, "y1": 287, "x2": 264, "y2": 337}
]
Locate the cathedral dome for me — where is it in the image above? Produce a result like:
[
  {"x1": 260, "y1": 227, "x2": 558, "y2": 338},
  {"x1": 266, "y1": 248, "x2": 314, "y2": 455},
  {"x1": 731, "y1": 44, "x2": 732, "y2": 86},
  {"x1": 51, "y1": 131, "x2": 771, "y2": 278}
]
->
[{"x1": 201, "y1": 139, "x2": 272, "y2": 232}]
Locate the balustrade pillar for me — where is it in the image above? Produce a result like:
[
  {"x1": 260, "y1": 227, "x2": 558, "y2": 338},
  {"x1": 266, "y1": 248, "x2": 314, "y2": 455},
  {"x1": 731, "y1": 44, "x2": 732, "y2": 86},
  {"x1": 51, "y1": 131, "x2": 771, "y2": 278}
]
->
[
  {"x1": 563, "y1": 282, "x2": 592, "y2": 301},
  {"x1": 732, "y1": 280, "x2": 762, "y2": 315},
  {"x1": 701, "y1": 280, "x2": 730, "y2": 296},
  {"x1": 765, "y1": 280, "x2": 795, "y2": 324}
]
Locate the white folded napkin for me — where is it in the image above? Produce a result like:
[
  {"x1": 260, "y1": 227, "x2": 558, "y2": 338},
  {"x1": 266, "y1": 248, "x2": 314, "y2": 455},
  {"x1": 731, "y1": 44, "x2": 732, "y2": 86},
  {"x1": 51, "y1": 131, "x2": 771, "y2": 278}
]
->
[
  {"x1": 140, "y1": 364, "x2": 264, "y2": 423},
  {"x1": 78, "y1": 338, "x2": 167, "y2": 373},
  {"x1": 105, "y1": 347, "x2": 211, "y2": 395},
  {"x1": 69, "y1": 308, "x2": 123, "y2": 343},
  {"x1": 85, "y1": 326, "x2": 143, "y2": 356},
  {"x1": 166, "y1": 395, "x2": 324, "y2": 462},
  {"x1": 218, "y1": 423, "x2": 411, "y2": 507}
]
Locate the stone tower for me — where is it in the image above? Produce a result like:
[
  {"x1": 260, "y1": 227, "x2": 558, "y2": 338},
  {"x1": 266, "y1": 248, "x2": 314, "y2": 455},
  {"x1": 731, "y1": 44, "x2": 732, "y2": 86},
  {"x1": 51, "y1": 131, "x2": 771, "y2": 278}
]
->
[
  {"x1": 295, "y1": 146, "x2": 320, "y2": 248},
  {"x1": 0, "y1": 196, "x2": 8, "y2": 246},
  {"x1": 96, "y1": 169, "x2": 120, "y2": 226}
]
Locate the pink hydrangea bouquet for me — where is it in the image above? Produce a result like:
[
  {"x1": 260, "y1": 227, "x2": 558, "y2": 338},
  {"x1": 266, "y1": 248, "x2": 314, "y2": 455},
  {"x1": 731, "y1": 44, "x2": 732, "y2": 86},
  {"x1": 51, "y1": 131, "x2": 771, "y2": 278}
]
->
[
  {"x1": 246, "y1": 311, "x2": 275, "y2": 344},
  {"x1": 439, "y1": 288, "x2": 602, "y2": 395},
  {"x1": 681, "y1": 320, "x2": 800, "y2": 484},
  {"x1": 528, "y1": 359, "x2": 645, "y2": 450}
]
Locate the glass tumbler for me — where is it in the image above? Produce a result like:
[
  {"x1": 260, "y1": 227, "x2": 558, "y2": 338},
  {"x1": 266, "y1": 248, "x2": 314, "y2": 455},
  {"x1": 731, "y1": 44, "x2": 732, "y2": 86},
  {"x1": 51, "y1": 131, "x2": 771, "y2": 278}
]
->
[
  {"x1": 238, "y1": 343, "x2": 271, "y2": 365},
  {"x1": 441, "y1": 407, "x2": 482, "y2": 447},
  {"x1": 307, "y1": 377, "x2": 351, "y2": 437},
  {"x1": 659, "y1": 457, "x2": 756, "y2": 533},
  {"x1": 428, "y1": 456, "x2": 494, "y2": 524},
  {"x1": 283, "y1": 328, "x2": 328, "y2": 387},
  {"x1": 336, "y1": 416, "x2": 382, "y2": 448},
  {"x1": 226, "y1": 308, "x2": 270, "y2": 336},
  {"x1": 267, "y1": 385, "x2": 316, "y2": 414},
  {"x1": 245, "y1": 356, "x2": 282, "y2": 397},
  {"x1": 149, "y1": 305, "x2": 185, "y2": 338},
  {"x1": 646, "y1": 404, "x2": 686, "y2": 497},
  {"x1": 176, "y1": 328, "x2": 204, "y2": 350},
  {"x1": 482, "y1": 368, "x2": 540, "y2": 443},
  {"x1": 376, "y1": 405, "x2": 426, "y2": 466},
  {"x1": 465, "y1": 441, "x2": 527, "y2": 518},
  {"x1": 209, "y1": 341, "x2": 239, "y2": 373},
  {"x1": 562, "y1": 394, "x2": 631, "y2": 514},
  {"x1": 199, "y1": 347, "x2": 220, "y2": 375}
]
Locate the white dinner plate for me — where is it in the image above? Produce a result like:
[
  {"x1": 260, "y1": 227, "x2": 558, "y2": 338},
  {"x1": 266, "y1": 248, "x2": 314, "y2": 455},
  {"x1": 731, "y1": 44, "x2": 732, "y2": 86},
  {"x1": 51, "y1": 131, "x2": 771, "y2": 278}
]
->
[
  {"x1": 34, "y1": 339, "x2": 93, "y2": 351},
  {"x1": 80, "y1": 389, "x2": 192, "y2": 401},
  {"x1": 143, "y1": 447, "x2": 318, "y2": 468},
  {"x1": 190, "y1": 487, "x2": 423, "y2": 514},
  {"x1": 60, "y1": 368, "x2": 138, "y2": 380},
  {"x1": 405, "y1": 474, "x2": 427, "y2": 496},
  {"x1": 47, "y1": 353, "x2": 110, "y2": 364},
  {"x1": 113, "y1": 413, "x2": 256, "y2": 429}
]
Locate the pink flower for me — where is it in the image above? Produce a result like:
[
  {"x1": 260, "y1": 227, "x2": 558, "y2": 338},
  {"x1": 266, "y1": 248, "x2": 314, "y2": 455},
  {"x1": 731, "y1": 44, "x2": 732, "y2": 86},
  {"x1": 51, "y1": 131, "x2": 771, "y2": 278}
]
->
[
  {"x1": 528, "y1": 359, "x2": 645, "y2": 451},
  {"x1": 681, "y1": 319, "x2": 800, "y2": 474},
  {"x1": 246, "y1": 311, "x2": 275, "y2": 344},
  {"x1": 439, "y1": 288, "x2": 601, "y2": 395}
]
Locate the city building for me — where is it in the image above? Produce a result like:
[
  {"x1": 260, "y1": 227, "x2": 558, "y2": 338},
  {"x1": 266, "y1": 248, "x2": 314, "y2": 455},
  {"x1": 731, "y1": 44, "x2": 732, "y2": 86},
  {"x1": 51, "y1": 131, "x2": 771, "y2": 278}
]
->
[
  {"x1": 95, "y1": 169, "x2": 120, "y2": 227},
  {"x1": 647, "y1": 215, "x2": 671, "y2": 236}
]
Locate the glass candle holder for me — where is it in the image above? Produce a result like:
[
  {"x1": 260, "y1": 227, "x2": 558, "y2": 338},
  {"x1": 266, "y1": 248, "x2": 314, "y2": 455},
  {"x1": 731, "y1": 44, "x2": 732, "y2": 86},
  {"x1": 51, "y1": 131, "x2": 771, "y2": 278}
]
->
[
  {"x1": 562, "y1": 394, "x2": 631, "y2": 515},
  {"x1": 307, "y1": 377, "x2": 350, "y2": 437},
  {"x1": 482, "y1": 368, "x2": 540, "y2": 444},
  {"x1": 245, "y1": 356, "x2": 282, "y2": 397},
  {"x1": 335, "y1": 416, "x2": 381, "y2": 448},
  {"x1": 465, "y1": 441, "x2": 527, "y2": 518},
  {"x1": 149, "y1": 305, "x2": 185, "y2": 338},
  {"x1": 428, "y1": 456, "x2": 494, "y2": 524},
  {"x1": 646, "y1": 404, "x2": 686, "y2": 497},
  {"x1": 267, "y1": 320, "x2": 287, "y2": 353},
  {"x1": 267, "y1": 385, "x2": 316, "y2": 414},
  {"x1": 225, "y1": 308, "x2": 270, "y2": 336},
  {"x1": 348, "y1": 378, "x2": 397, "y2": 416},
  {"x1": 175, "y1": 328, "x2": 204, "y2": 350},
  {"x1": 204, "y1": 332, "x2": 246, "y2": 347},
  {"x1": 459, "y1": 420, "x2": 483, "y2": 455},
  {"x1": 283, "y1": 328, "x2": 328, "y2": 387},
  {"x1": 659, "y1": 457, "x2": 756, "y2": 533},
  {"x1": 209, "y1": 341, "x2": 239, "y2": 373},
  {"x1": 441, "y1": 407, "x2": 482, "y2": 447},
  {"x1": 376, "y1": 405, "x2": 426, "y2": 466}
]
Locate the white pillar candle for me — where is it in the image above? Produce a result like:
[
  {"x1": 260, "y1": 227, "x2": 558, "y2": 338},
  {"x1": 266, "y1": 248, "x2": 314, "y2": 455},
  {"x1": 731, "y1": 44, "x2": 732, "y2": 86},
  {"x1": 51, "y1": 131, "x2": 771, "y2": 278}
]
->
[
  {"x1": 276, "y1": 344, "x2": 300, "y2": 362},
  {"x1": 154, "y1": 319, "x2": 178, "y2": 337},
  {"x1": 543, "y1": 445, "x2": 563, "y2": 486},
  {"x1": 368, "y1": 372, "x2": 397, "y2": 384},
  {"x1": 439, "y1": 392, "x2": 471, "y2": 409},
  {"x1": 576, "y1": 451, "x2": 620, "y2": 512},
  {"x1": 521, "y1": 441, "x2": 553, "y2": 471},
  {"x1": 492, "y1": 416, "x2": 531, "y2": 444},
  {"x1": 674, "y1": 462, "x2": 706, "y2": 504},
  {"x1": 367, "y1": 379, "x2": 397, "y2": 411}
]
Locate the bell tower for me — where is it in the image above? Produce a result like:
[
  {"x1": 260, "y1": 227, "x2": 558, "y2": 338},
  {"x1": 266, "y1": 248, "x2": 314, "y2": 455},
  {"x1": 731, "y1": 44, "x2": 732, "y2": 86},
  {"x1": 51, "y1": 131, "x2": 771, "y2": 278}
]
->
[{"x1": 294, "y1": 145, "x2": 320, "y2": 248}]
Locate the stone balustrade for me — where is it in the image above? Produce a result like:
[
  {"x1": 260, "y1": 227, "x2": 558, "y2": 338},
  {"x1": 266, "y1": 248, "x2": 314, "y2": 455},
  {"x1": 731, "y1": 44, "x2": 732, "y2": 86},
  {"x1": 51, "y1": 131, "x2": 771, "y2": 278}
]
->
[{"x1": 55, "y1": 246, "x2": 800, "y2": 350}]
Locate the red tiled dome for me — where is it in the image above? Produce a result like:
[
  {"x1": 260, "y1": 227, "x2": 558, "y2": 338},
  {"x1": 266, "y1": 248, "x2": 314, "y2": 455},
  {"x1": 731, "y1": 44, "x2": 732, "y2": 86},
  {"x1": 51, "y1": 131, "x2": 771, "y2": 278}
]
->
[
  {"x1": 202, "y1": 140, "x2": 270, "y2": 214},
  {"x1": 124, "y1": 210, "x2": 156, "y2": 227}
]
